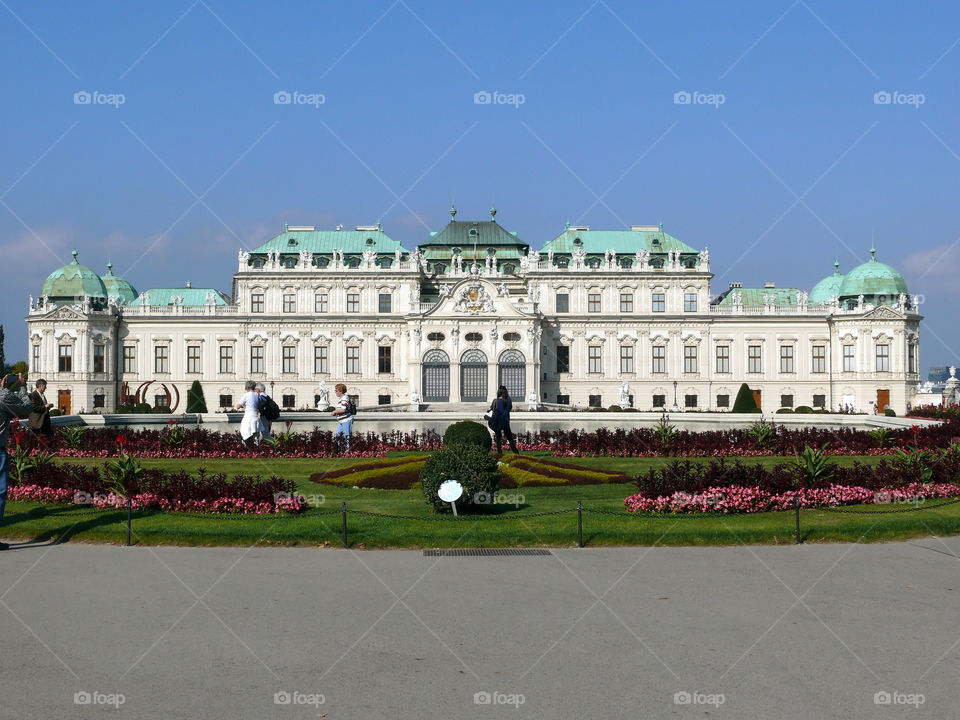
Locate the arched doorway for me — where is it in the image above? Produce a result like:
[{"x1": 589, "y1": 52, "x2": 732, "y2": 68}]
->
[
  {"x1": 498, "y1": 349, "x2": 525, "y2": 400},
  {"x1": 422, "y1": 349, "x2": 450, "y2": 402},
  {"x1": 460, "y1": 349, "x2": 488, "y2": 402}
]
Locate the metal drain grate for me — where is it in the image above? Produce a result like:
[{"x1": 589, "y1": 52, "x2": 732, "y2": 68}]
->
[{"x1": 423, "y1": 548, "x2": 552, "y2": 557}]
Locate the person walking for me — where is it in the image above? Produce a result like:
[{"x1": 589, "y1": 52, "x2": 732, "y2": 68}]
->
[
  {"x1": 331, "y1": 383, "x2": 354, "y2": 452},
  {"x1": 28, "y1": 378, "x2": 53, "y2": 439},
  {"x1": 237, "y1": 381, "x2": 261, "y2": 447},
  {"x1": 1, "y1": 372, "x2": 32, "y2": 550},
  {"x1": 489, "y1": 385, "x2": 519, "y2": 456},
  {"x1": 255, "y1": 382, "x2": 274, "y2": 441}
]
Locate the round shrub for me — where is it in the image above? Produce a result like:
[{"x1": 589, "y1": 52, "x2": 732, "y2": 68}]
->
[
  {"x1": 48, "y1": 409, "x2": 61, "y2": 417},
  {"x1": 420, "y1": 443, "x2": 500, "y2": 513},
  {"x1": 885, "y1": 408, "x2": 897, "y2": 417},
  {"x1": 151, "y1": 405, "x2": 173, "y2": 414},
  {"x1": 135, "y1": 403, "x2": 152, "y2": 414},
  {"x1": 795, "y1": 406, "x2": 814, "y2": 414},
  {"x1": 776, "y1": 408, "x2": 794, "y2": 414},
  {"x1": 443, "y1": 420, "x2": 492, "y2": 451},
  {"x1": 608, "y1": 405, "x2": 622, "y2": 412}
]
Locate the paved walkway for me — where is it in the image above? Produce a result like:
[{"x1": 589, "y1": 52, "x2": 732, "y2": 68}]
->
[{"x1": 3, "y1": 539, "x2": 959, "y2": 719}]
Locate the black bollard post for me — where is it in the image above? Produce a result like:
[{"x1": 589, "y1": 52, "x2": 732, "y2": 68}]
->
[
  {"x1": 341, "y1": 501, "x2": 348, "y2": 548},
  {"x1": 577, "y1": 500, "x2": 584, "y2": 548},
  {"x1": 126, "y1": 497, "x2": 132, "y2": 547},
  {"x1": 794, "y1": 496, "x2": 801, "y2": 545}
]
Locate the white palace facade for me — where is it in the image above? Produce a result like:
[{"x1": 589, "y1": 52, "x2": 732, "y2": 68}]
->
[{"x1": 26, "y1": 208, "x2": 922, "y2": 415}]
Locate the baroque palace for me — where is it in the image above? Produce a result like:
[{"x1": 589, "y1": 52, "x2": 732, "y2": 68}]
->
[{"x1": 26, "y1": 207, "x2": 921, "y2": 414}]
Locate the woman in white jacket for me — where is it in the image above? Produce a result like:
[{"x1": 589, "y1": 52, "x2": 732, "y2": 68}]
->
[{"x1": 237, "y1": 381, "x2": 261, "y2": 446}]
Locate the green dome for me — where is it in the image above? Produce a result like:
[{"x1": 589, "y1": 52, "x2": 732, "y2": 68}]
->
[
  {"x1": 40, "y1": 251, "x2": 107, "y2": 301},
  {"x1": 100, "y1": 262, "x2": 138, "y2": 304},
  {"x1": 809, "y1": 260, "x2": 845, "y2": 304},
  {"x1": 838, "y1": 249, "x2": 908, "y2": 301}
]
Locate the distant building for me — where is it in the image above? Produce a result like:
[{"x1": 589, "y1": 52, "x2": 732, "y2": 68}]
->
[{"x1": 928, "y1": 366, "x2": 952, "y2": 383}]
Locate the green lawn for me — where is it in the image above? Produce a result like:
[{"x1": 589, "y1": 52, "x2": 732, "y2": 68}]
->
[{"x1": 4, "y1": 453, "x2": 957, "y2": 549}]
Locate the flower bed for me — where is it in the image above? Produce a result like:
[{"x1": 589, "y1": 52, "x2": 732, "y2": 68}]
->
[{"x1": 309, "y1": 456, "x2": 427, "y2": 489}]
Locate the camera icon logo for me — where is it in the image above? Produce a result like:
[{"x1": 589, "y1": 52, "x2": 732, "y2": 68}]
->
[
  {"x1": 874, "y1": 91, "x2": 891, "y2": 105},
  {"x1": 474, "y1": 691, "x2": 492, "y2": 705},
  {"x1": 74, "y1": 691, "x2": 92, "y2": 705},
  {"x1": 473, "y1": 492, "x2": 492, "y2": 505},
  {"x1": 474, "y1": 91, "x2": 492, "y2": 105},
  {"x1": 274, "y1": 91, "x2": 292, "y2": 105},
  {"x1": 673, "y1": 91, "x2": 691, "y2": 105},
  {"x1": 274, "y1": 691, "x2": 292, "y2": 705},
  {"x1": 674, "y1": 691, "x2": 692, "y2": 704},
  {"x1": 874, "y1": 690, "x2": 892, "y2": 705},
  {"x1": 74, "y1": 91, "x2": 91, "y2": 105}
]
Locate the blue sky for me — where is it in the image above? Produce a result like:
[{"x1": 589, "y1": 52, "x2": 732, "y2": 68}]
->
[{"x1": 2, "y1": 1, "x2": 959, "y2": 368}]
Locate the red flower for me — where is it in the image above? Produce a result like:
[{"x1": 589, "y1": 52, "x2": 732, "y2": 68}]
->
[
  {"x1": 116, "y1": 435, "x2": 124, "y2": 444},
  {"x1": 168, "y1": 418, "x2": 174, "y2": 425}
]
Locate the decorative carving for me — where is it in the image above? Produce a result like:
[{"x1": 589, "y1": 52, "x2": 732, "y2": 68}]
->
[
  {"x1": 620, "y1": 381, "x2": 631, "y2": 407},
  {"x1": 453, "y1": 284, "x2": 495, "y2": 314}
]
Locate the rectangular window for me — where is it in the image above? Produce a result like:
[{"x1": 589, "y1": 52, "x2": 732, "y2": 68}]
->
[
  {"x1": 716, "y1": 345, "x2": 730, "y2": 374},
  {"x1": 154, "y1": 345, "x2": 168, "y2": 374},
  {"x1": 653, "y1": 394, "x2": 666, "y2": 409},
  {"x1": 812, "y1": 345, "x2": 826, "y2": 373},
  {"x1": 378, "y1": 346, "x2": 392, "y2": 374},
  {"x1": 186, "y1": 345, "x2": 201, "y2": 374},
  {"x1": 779, "y1": 345, "x2": 794, "y2": 373},
  {"x1": 378, "y1": 293, "x2": 392, "y2": 313},
  {"x1": 684, "y1": 345, "x2": 698, "y2": 374},
  {"x1": 282, "y1": 346, "x2": 296, "y2": 374},
  {"x1": 93, "y1": 344, "x2": 105, "y2": 373},
  {"x1": 219, "y1": 345, "x2": 234, "y2": 374},
  {"x1": 716, "y1": 394, "x2": 730, "y2": 408},
  {"x1": 154, "y1": 394, "x2": 169, "y2": 408},
  {"x1": 908, "y1": 345, "x2": 917, "y2": 374},
  {"x1": 684, "y1": 394, "x2": 698, "y2": 408},
  {"x1": 58, "y1": 345, "x2": 73, "y2": 372},
  {"x1": 32, "y1": 344, "x2": 40, "y2": 373},
  {"x1": 250, "y1": 346, "x2": 264, "y2": 374},
  {"x1": 619, "y1": 293, "x2": 633, "y2": 313},
  {"x1": 282, "y1": 293, "x2": 296, "y2": 313},
  {"x1": 251, "y1": 292, "x2": 264, "y2": 313},
  {"x1": 781, "y1": 394, "x2": 794, "y2": 408},
  {"x1": 315, "y1": 293, "x2": 328, "y2": 313},
  {"x1": 314, "y1": 346, "x2": 328, "y2": 374},
  {"x1": 588, "y1": 394, "x2": 602, "y2": 408},
  {"x1": 684, "y1": 292, "x2": 697, "y2": 312},
  {"x1": 556, "y1": 293, "x2": 569, "y2": 313},
  {"x1": 588, "y1": 345, "x2": 602, "y2": 374},
  {"x1": 219, "y1": 394, "x2": 232, "y2": 408},
  {"x1": 557, "y1": 394, "x2": 570, "y2": 405},
  {"x1": 652, "y1": 346, "x2": 666, "y2": 374},
  {"x1": 588, "y1": 293, "x2": 601, "y2": 313},
  {"x1": 378, "y1": 394, "x2": 391, "y2": 405},
  {"x1": 123, "y1": 345, "x2": 136, "y2": 373},
  {"x1": 813, "y1": 394, "x2": 826, "y2": 409},
  {"x1": 652, "y1": 292, "x2": 665, "y2": 313},
  {"x1": 346, "y1": 346, "x2": 360, "y2": 374},
  {"x1": 93, "y1": 394, "x2": 105, "y2": 408},
  {"x1": 281, "y1": 394, "x2": 295, "y2": 408},
  {"x1": 876, "y1": 344, "x2": 889, "y2": 372},
  {"x1": 748, "y1": 345, "x2": 762, "y2": 373},
  {"x1": 346, "y1": 293, "x2": 360, "y2": 313},
  {"x1": 843, "y1": 344, "x2": 855, "y2": 372},
  {"x1": 620, "y1": 345, "x2": 634, "y2": 374},
  {"x1": 556, "y1": 345, "x2": 570, "y2": 374}
]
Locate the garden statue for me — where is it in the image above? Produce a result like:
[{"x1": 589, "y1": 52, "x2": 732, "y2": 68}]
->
[
  {"x1": 316, "y1": 381, "x2": 329, "y2": 409},
  {"x1": 527, "y1": 388, "x2": 538, "y2": 411},
  {"x1": 619, "y1": 381, "x2": 631, "y2": 407}
]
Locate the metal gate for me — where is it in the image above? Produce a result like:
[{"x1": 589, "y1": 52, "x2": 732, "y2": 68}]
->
[
  {"x1": 421, "y1": 349, "x2": 450, "y2": 402},
  {"x1": 498, "y1": 349, "x2": 525, "y2": 400},
  {"x1": 460, "y1": 349, "x2": 488, "y2": 402}
]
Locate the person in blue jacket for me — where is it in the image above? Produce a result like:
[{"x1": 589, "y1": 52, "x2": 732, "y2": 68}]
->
[{"x1": 489, "y1": 385, "x2": 519, "y2": 456}]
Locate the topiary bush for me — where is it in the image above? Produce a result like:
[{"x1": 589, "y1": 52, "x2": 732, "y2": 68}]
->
[
  {"x1": 795, "y1": 406, "x2": 814, "y2": 414},
  {"x1": 732, "y1": 383, "x2": 759, "y2": 413},
  {"x1": 776, "y1": 408, "x2": 793, "y2": 414},
  {"x1": 443, "y1": 420, "x2": 492, "y2": 451},
  {"x1": 885, "y1": 408, "x2": 897, "y2": 417},
  {"x1": 608, "y1": 405, "x2": 622, "y2": 412},
  {"x1": 420, "y1": 443, "x2": 500, "y2": 513},
  {"x1": 186, "y1": 380, "x2": 207, "y2": 413}
]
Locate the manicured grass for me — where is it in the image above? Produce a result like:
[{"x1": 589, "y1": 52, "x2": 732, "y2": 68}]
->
[{"x1": 5, "y1": 453, "x2": 956, "y2": 549}]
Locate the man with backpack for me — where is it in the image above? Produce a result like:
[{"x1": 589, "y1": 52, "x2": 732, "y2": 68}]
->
[
  {"x1": 255, "y1": 382, "x2": 280, "y2": 441},
  {"x1": 332, "y1": 383, "x2": 355, "y2": 452}
]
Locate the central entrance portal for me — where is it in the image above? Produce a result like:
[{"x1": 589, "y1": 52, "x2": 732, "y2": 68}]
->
[
  {"x1": 422, "y1": 349, "x2": 450, "y2": 402},
  {"x1": 460, "y1": 349, "x2": 488, "y2": 402}
]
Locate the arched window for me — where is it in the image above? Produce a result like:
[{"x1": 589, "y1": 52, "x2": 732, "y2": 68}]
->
[
  {"x1": 502, "y1": 264, "x2": 515, "y2": 274},
  {"x1": 461, "y1": 349, "x2": 487, "y2": 364},
  {"x1": 283, "y1": 257, "x2": 296, "y2": 268}
]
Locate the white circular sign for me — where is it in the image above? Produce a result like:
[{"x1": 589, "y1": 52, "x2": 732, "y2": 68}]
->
[{"x1": 437, "y1": 480, "x2": 464, "y2": 503}]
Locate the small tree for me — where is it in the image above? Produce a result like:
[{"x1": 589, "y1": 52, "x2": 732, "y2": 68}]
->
[
  {"x1": 732, "y1": 383, "x2": 759, "y2": 413},
  {"x1": 186, "y1": 380, "x2": 208, "y2": 413}
]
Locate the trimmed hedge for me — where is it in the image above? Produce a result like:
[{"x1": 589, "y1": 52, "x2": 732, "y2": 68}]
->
[
  {"x1": 443, "y1": 420, "x2": 492, "y2": 451},
  {"x1": 420, "y1": 443, "x2": 500, "y2": 512}
]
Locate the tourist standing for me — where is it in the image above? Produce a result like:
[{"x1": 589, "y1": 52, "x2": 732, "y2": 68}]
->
[
  {"x1": 490, "y1": 385, "x2": 519, "y2": 456},
  {"x1": 237, "y1": 381, "x2": 261, "y2": 446},
  {"x1": 255, "y1": 382, "x2": 273, "y2": 441},
  {"x1": 332, "y1": 383, "x2": 354, "y2": 452},
  {"x1": 1, "y1": 373, "x2": 32, "y2": 550},
  {"x1": 28, "y1": 378, "x2": 53, "y2": 438}
]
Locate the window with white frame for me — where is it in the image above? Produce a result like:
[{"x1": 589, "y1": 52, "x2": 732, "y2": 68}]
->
[
  {"x1": 843, "y1": 344, "x2": 855, "y2": 372},
  {"x1": 314, "y1": 346, "x2": 328, "y2": 375},
  {"x1": 619, "y1": 293, "x2": 633, "y2": 312},
  {"x1": 378, "y1": 293, "x2": 392, "y2": 313},
  {"x1": 652, "y1": 346, "x2": 666, "y2": 374},
  {"x1": 219, "y1": 345, "x2": 234, "y2": 374},
  {"x1": 588, "y1": 345, "x2": 602, "y2": 373},
  {"x1": 876, "y1": 343, "x2": 889, "y2": 372},
  {"x1": 250, "y1": 346, "x2": 265, "y2": 374},
  {"x1": 747, "y1": 345, "x2": 762, "y2": 373},
  {"x1": 282, "y1": 346, "x2": 296, "y2": 374},
  {"x1": 652, "y1": 292, "x2": 665, "y2": 312},
  {"x1": 93, "y1": 344, "x2": 105, "y2": 373},
  {"x1": 779, "y1": 345, "x2": 794, "y2": 373},
  {"x1": 620, "y1": 345, "x2": 634, "y2": 373},
  {"x1": 555, "y1": 293, "x2": 569, "y2": 313},
  {"x1": 683, "y1": 292, "x2": 697, "y2": 312},
  {"x1": 282, "y1": 293, "x2": 296, "y2": 313},
  {"x1": 345, "y1": 346, "x2": 360, "y2": 374},
  {"x1": 315, "y1": 293, "x2": 328, "y2": 313},
  {"x1": 812, "y1": 345, "x2": 826, "y2": 373},
  {"x1": 32, "y1": 344, "x2": 40, "y2": 373},
  {"x1": 588, "y1": 293, "x2": 601, "y2": 313},
  {"x1": 346, "y1": 293, "x2": 360, "y2": 313},
  {"x1": 683, "y1": 345, "x2": 698, "y2": 373},
  {"x1": 154, "y1": 345, "x2": 168, "y2": 374},
  {"x1": 123, "y1": 345, "x2": 136, "y2": 373},
  {"x1": 251, "y1": 292, "x2": 264, "y2": 313},
  {"x1": 715, "y1": 345, "x2": 730, "y2": 374},
  {"x1": 186, "y1": 344, "x2": 201, "y2": 373},
  {"x1": 58, "y1": 344, "x2": 73, "y2": 372}
]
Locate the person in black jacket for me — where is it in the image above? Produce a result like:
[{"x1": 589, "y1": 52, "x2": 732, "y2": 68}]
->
[
  {"x1": 489, "y1": 385, "x2": 519, "y2": 456},
  {"x1": 28, "y1": 378, "x2": 53, "y2": 438}
]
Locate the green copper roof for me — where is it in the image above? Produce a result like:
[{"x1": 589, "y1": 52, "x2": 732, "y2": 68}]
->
[
  {"x1": 129, "y1": 288, "x2": 230, "y2": 306},
  {"x1": 717, "y1": 287, "x2": 804, "y2": 306},
  {"x1": 418, "y1": 218, "x2": 528, "y2": 263},
  {"x1": 250, "y1": 227, "x2": 404, "y2": 255},
  {"x1": 809, "y1": 261, "x2": 845, "y2": 304},
  {"x1": 100, "y1": 263, "x2": 139, "y2": 305},
  {"x1": 541, "y1": 227, "x2": 697, "y2": 255},
  {"x1": 838, "y1": 249, "x2": 907, "y2": 299},
  {"x1": 41, "y1": 251, "x2": 108, "y2": 299}
]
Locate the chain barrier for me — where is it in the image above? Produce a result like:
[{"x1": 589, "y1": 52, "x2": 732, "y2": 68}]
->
[{"x1": 815, "y1": 497, "x2": 960, "y2": 515}]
